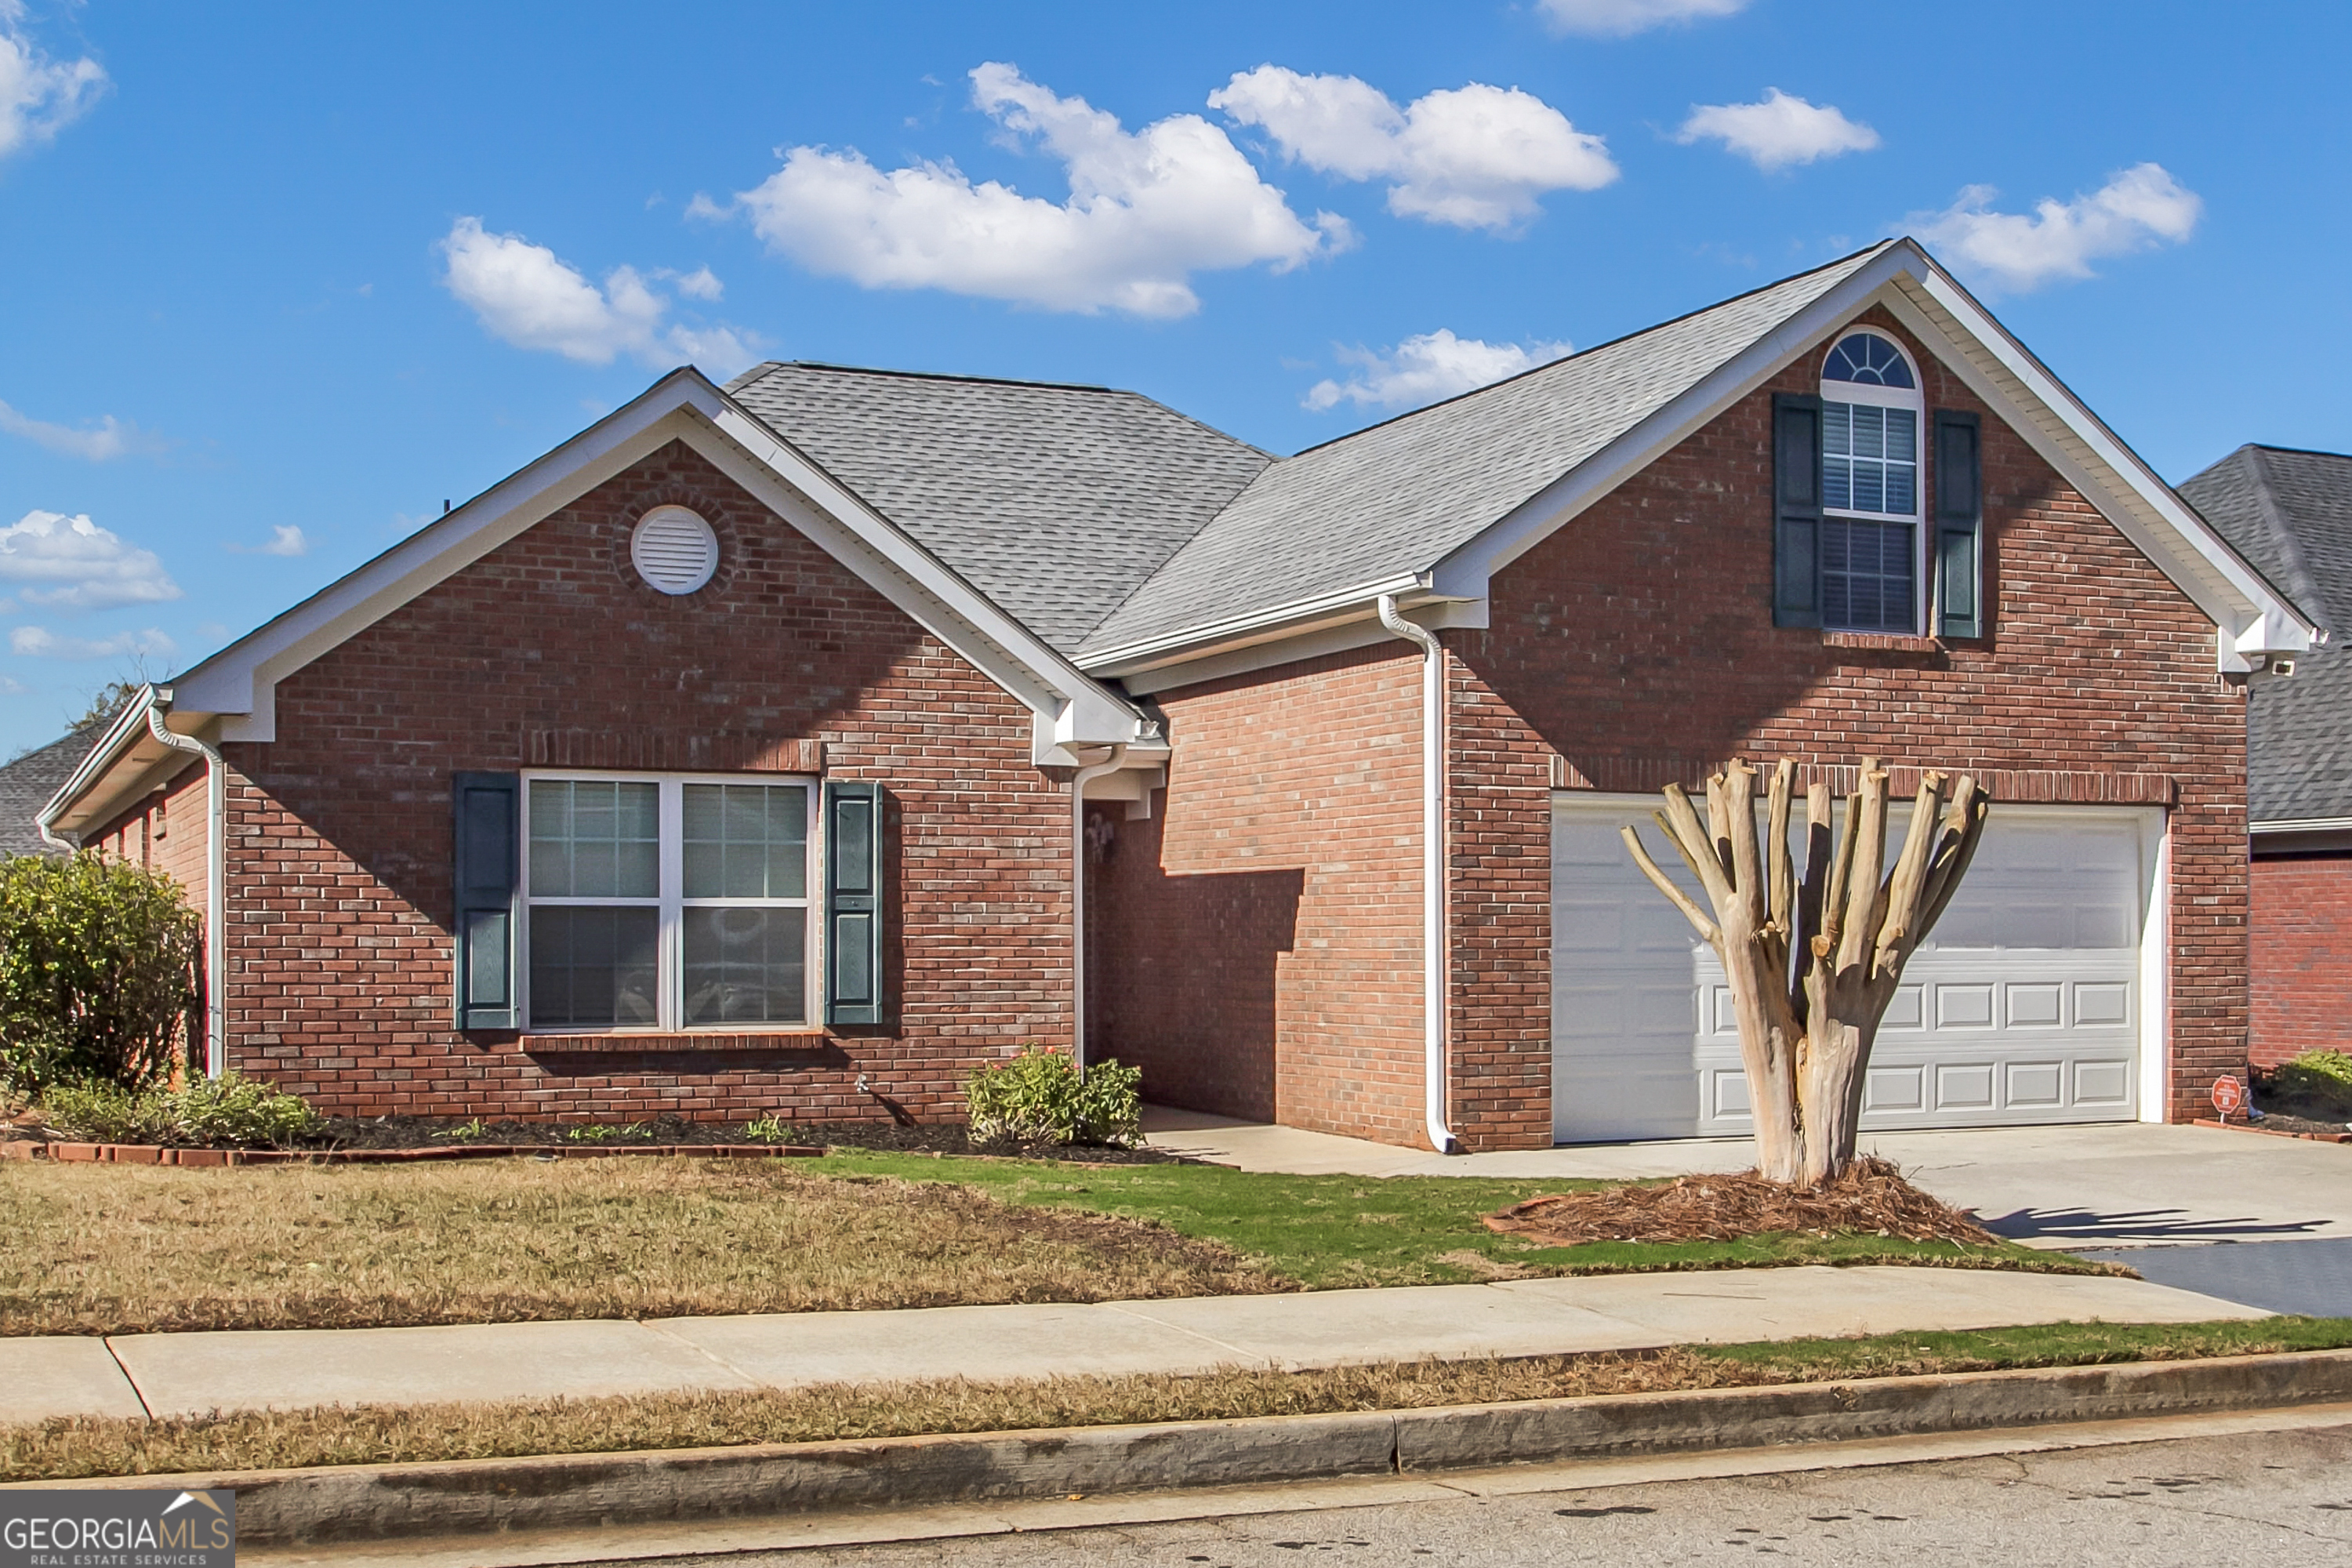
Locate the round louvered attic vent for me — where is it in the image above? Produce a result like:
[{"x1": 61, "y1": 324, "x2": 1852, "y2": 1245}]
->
[{"x1": 630, "y1": 506, "x2": 718, "y2": 594}]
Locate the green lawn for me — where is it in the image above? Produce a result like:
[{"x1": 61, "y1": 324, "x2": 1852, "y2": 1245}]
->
[{"x1": 810, "y1": 1149, "x2": 2111, "y2": 1287}]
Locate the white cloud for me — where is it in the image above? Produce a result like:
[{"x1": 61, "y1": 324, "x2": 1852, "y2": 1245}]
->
[
  {"x1": 731, "y1": 62, "x2": 1343, "y2": 318},
  {"x1": 10, "y1": 625, "x2": 175, "y2": 660},
  {"x1": 1210, "y1": 67, "x2": 1616, "y2": 233},
  {"x1": 1916, "y1": 163, "x2": 2202, "y2": 291},
  {"x1": 1537, "y1": 0, "x2": 1748, "y2": 36},
  {"x1": 671, "y1": 266, "x2": 723, "y2": 301},
  {"x1": 1304, "y1": 328, "x2": 1570, "y2": 412},
  {"x1": 0, "y1": 399, "x2": 160, "y2": 461},
  {"x1": 0, "y1": 510, "x2": 181, "y2": 610},
  {"x1": 1676, "y1": 89, "x2": 1878, "y2": 172},
  {"x1": 437, "y1": 219, "x2": 760, "y2": 376},
  {"x1": 225, "y1": 524, "x2": 307, "y2": 557},
  {"x1": 0, "y1": 2, "x2": 105, "y2": 162}
]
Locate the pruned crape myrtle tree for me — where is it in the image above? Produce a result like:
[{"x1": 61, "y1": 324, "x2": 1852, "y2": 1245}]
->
[{"x1": 1621, "y1": 757, "x2": 1991, "y2": 1189}]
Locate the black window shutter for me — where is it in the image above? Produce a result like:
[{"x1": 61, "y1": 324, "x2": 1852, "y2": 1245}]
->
[
  {"x1": 1772, "y1": 394, "x2": 1824, "y2": 627},
  {"x1": 824, "y1": 781, "x2": 884, "y2": 1026},
  {"x1": 1934, "y1": 410, "x2": 1984, "y2": 639},
  {"x1": 451, "y1": 771, "x2": 520, "y2": 1030}
]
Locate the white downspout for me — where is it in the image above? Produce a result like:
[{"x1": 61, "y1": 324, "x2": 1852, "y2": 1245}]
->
[
  {"x1": 145, "y1": 706, "x2": 228, "y2": 1080},
  {"x1": 1069, "y1": 742, "x2": 1130, "y2": 1071},
  {"x1": 1377, "y1": 595, "x2": 1461, "y2": 1154}
]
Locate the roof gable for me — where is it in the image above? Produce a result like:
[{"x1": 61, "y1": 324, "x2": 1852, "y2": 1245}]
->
[
  {"x1": 158, "y1": 369, "x2": 1161, "y2": 764},
  {"x1": 729, "y1": 363, "x2": 1270, "y2": 655}
]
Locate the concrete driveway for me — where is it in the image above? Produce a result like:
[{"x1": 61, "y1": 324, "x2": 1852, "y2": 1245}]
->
[{"x1": 1142, "y1": 1110, "x2": 2352, "y2": 1250}]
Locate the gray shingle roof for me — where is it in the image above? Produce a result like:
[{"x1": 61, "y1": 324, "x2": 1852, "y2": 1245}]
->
[
  {"x1": 0, "y1": 730, "x2": 99, "y2": 857},
  {"x1": 727, "y1": 363, "x2": 1272, "y2": 655},
  {"x1": 1078, "y1": 243, "x2": 1894, "y2": 659},
  {"x1": 2179, "y1": 445, "x2": 2352, "y2": 823}
]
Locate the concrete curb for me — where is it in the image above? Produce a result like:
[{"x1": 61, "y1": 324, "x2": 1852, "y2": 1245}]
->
[
  {"x1": 0, "y1": 1141, "x2": 827, "y2": 1165},
  {"x1": 23, "y1": 1349, "x2": 2352, "y2": 1547}
]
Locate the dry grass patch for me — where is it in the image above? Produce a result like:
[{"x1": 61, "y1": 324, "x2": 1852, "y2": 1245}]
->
[
  {"x1": 10, "y1": 1316, "x2": 2350, "y2": 1483},
  {"x1": 0, "y1": 1160, "x2": 1280, "y2": 1336}
]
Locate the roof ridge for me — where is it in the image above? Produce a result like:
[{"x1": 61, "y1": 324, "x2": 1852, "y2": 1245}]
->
[
  {"x1": 2245, "y1": 441, "x2": 2352, "y2": 463},
  {"x1": 773, "y1": 360, "x2": 1119, "y2": 395},
  {"x1": 1277, "y1": 239, "x2": 1898, "y2": 463},
  {"x1": 2239, "y1": 446, "x2": 2329, "y2": 630}
]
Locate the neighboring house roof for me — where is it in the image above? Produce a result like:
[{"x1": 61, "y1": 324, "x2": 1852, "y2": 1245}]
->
[
  {"x1": 0, "y1": 730, "x2": 97, "y2": 855},
  {"x1": 1080, "y1": 245, "x2": 1888, "y2": 661},
  {"x1": 2179, "y1": 445, "x2": 2352, "y2": 826},
  {"x1": 727, "y1": 364, "x2": 1272, "y2": 655}
]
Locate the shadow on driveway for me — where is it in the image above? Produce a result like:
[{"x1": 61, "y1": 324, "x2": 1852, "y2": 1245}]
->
[{"x1": 1980, "y1": 1207, "x2": 2334, "y2": 1246}]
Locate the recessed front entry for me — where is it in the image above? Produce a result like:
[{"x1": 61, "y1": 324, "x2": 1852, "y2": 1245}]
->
[{"x1": 1550, "y1": 793, "x2": 2160, "y2": 1144}]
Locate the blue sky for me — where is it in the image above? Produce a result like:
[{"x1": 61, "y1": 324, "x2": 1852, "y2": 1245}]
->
[{"x1": 0, "y1": 0, "x2": 2345, "y2": 755}]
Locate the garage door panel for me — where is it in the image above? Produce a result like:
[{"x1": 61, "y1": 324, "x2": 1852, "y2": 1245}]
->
[{"x1": 1555, "y1": 797, "x2": 2153, "y2": 1143}]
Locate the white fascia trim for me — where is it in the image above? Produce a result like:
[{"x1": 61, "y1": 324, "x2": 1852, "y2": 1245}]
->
[
  {"x1": 158, "y1": 370, "x2": 1156, "y2": 766},
  {"x1": 2251, "y1": 815, "x2": 2352, "y2": 836},
  {"x1": 1886, "y1": 269, "x2": 2316, "y2": 664},
  {"x1": 695, "y1": 405, "x2": 1158, "y2": 764},
  {"x1": 1423, "y1": 241, "x2": 2318, "y2": 673},
  {"x1": 1075, "y1": 573, "x2": 1439, "y2": 678},
  {"x1": 1430, "y1": 245, "x2": 1924, "y2": 599},
  {"x1": 1116, "y1": 602, "x2": 1483, "y2": 697}
]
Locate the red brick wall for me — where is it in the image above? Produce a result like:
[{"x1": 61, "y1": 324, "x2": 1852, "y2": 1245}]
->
[
  {"x1": 1092, "y1": 644, "x2": 1427, "y2": 1144},
  {"x1": 92, "y1": 764, "x2": 209, "y2": 916},
  {"x1": 2249, "y1": 853, "x2": 2352, "y2": 1067},
  {"x1": 1450, "y1": 306, "x2": 2249, "y2": 1142},
  {"x1": 209, "y1": 438, "x2": 1072, "y2": 1123}
]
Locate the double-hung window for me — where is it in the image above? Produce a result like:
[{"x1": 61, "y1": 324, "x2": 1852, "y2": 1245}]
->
[
  {"x1": 1818, "y1": 332, "x2": 1924, "y2": 633},
  {"x1": 521, "y1": 774, "x2": 813, "y2": 1032}
]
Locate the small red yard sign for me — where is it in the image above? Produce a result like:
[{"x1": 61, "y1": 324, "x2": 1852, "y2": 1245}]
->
[{"x1": 2210, "y1": 1075, "x2": 2246, "y2": 1118}]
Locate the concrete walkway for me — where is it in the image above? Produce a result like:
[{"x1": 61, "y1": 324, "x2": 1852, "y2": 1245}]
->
[
  {"x1": 8, "y1": 1265, "x2": 2260, "y2": 1424},
  {"x1": 1142, "y1": 1112, "x2": 2352, "y2": 1249}
]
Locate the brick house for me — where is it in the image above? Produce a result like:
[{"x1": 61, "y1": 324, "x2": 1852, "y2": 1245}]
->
[
  {"x1": 2176, "y1": 446, "x2": 2349, "y2": 1071},
  {"x1": 39, "y1": 239, "x2": 2314, "y2": 1148}
]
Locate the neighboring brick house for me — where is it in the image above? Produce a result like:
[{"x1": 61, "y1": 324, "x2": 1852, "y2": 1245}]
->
[
  {"x1": 2177, "y1": 446, "x2": 2350, "y2": 1069},
  {"x1": 40, "y1": 239, "x2": 2315, "y2": 1146}
]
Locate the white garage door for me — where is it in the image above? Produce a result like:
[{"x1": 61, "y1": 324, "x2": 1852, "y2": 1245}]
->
[{"x1": 1552, "y1": 794, "x2": 2159, "y2": 1144}]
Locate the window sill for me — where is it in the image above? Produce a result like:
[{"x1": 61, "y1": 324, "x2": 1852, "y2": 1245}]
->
[
  {"x1": 1821, "y1": 630, "x2": 1944, "y2": 654},
  {"x1": 520, "y1": 1031, "x2": 829, "y2": 1053}
]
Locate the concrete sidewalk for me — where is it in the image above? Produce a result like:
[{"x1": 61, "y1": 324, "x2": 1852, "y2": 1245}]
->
[
  {"x1": 1142, "y1": 1112, "x2": 2352, "y2": 1249},
  {"x1": 9, "y1": 1265, "x2": 2260, "y2": 1424}
]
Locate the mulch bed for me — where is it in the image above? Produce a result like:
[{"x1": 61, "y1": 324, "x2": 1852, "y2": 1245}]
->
[{"x1": 1483, "y1": 1156, "x2": 1998, "y2": 1247}]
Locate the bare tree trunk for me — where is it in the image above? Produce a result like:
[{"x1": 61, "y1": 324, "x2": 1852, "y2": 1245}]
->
[{"x1": 1624, "y1": 757, "x2": 1990, "y2": 1188}]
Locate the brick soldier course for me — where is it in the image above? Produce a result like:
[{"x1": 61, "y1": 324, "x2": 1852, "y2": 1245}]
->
[{"x1": 42, "y1": 240, "x2": 2316, "y2": 1148}]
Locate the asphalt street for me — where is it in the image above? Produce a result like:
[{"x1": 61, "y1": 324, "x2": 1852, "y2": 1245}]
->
[
  {"x1": 2071, "y1": 1236, "x2": 2352, "y2": 1318},
  {"x1": 615, "y1": 1420, "x2": 2352, "y2": 1567}
]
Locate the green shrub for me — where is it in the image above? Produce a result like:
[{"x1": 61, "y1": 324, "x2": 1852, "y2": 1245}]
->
[
  {"x1": 41, "y1": 1074, "x2": 322, "y2": 1149},
  {"x1": 0, "y1": 853, "x2": 202, "y2": 1093},
  {"x1": 742, "y1": 1115, "x2": 806, "y2": 1145},
  {"x1": 963, "y1": 1044, "x2": 1142, "y2": 1148},
  {"x1": 2274, "y1": 1051, "x2": 2352, "y2": 1114}
]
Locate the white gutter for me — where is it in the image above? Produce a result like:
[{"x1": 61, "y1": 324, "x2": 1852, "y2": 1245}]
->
[
  {"x1": 144, "y1": 705, "x2": 228, "y2": 1080},
  {"x1": 1069, "y1": 743, "x2": 1129, "y2": 1070},
  {"x1": 1377, "y1": 595, "x2": 1461, "y2": 1155},
  {"x1": 2251, "y1": 816, "x2": 2352, "y2": 836}
]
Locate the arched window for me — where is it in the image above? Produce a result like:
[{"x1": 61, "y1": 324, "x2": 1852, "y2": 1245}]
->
[{"x1": 1818, "y1": 331, "x2": 1923, "y2": 633}]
